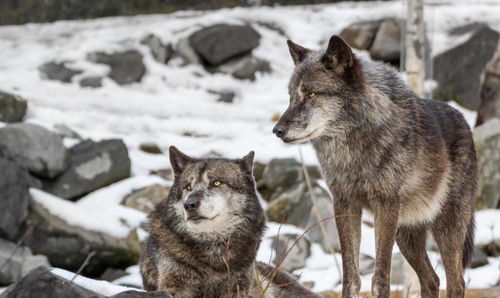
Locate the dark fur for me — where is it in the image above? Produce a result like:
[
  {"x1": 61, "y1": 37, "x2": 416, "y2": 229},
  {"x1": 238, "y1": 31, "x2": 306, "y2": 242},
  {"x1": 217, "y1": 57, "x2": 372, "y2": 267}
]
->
[
  {"x1": 274, "y1": 36, "x2": 477, "y2": 298},
  {"x1": 141, "y1": 147, "x2": 319, "y2": 298}
]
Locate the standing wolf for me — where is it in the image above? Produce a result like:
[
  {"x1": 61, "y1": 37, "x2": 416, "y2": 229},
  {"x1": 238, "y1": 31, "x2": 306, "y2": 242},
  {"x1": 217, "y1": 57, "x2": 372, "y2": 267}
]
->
[
  {"x1": 141, "y1": 146, "x2": 319, "y2": 298},
  {"x1": 273, "y1": 35, "x2": 477, "y2": 298}
]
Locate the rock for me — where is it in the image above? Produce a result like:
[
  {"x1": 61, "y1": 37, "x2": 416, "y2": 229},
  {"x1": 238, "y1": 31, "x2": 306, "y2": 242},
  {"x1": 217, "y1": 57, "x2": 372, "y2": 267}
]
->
[
  {"x1": 266, "y1": 181, "x2": 339, "y2": 252},
  {"x1": 175, "y1": 37, "x2": 201, "y2": 65},
  {"x1": 339, "y1": 20, "x2": 381, "y2": 50},
  {"x1": 88, "y1": 50, "x2": 146, "y2": 85},
  {"x1": 0, "y1": 123, "x2": 69, "y2": 179},
  {"x1": 433, "y1": 25, "x2": 500, "y2": 110},
  {"x1": 189, "y1": 24, "x2": 261, "y2": 66},
  {"x1": 474, "y1": 119, "x2": 500, "y2": 209},
  {"x1": 0, "y1": 158, "x2": 30, "y2": 240},
  {"x1": 79, "y1": 76, "x2": 103, "y2": 88},
  {"x1": 39, "y1": 61, "x2": 83, "y2": 83},
  {"x1": 390, "y1": 253, "x2": 405, "y2": 285},
  {"x1": 369, "y1": 18, "x2": 401, "y2": 65},
  {"x1": 149, "y1": 168, "x2": 173, "y2": 181},
  {"x1": 23, "y1": 195, "x2": 141, "y2": 277},
  {"x1": 271, "y1": 233, "x2": 311, "y2": 272},
  {"x1": 20, "y1": 255, "x2": 51, "y2": 277},
  {"x1": 99, "y1": 268, "x2": 127, "y2": 282},
  {"x1": 208, "y1": 90, "x2": 236, "y2": 103},
  {"x1": 359, "y1": 254, "x2": 375, "y2": 275},
  {"x1": 139, "y1": 143, "x2": 163, "y2": 154},
  {"x1": 43, "y1": 139, "x2": 131, "y2": 200},
  {"x1": 141, "y1": 34, "x2": 173, "y2": 64},
  {"x1": 476, "y1": 44, "x2": 500, "y2": 127},
  {"x1": 53, "y1": 123, "x2": 82, "y2": 140},
  {"x1": 216, "y1": 55, "x2": 271, "y2": 81},
  {"x1": 0, "y1": 266, "x2": 103, "y2": 298},
  {"x1": 0, "y1": 91, "x2": 27, "y2": 123},
  {"x1": 252, "y1": 161, "x2": 266, "y2": 183},
  {"x1": 0, "y1": 239, "x2": 32, "y2": 286},
  {"x1": 470, "y1": 247, "x2": 489, "y2": 269},
  {"x1": 110, "y1": 290, "x2": 172, "y2": 298},
  {"x1": 122, "y1": 184, "x2": 169, "y2": 214}
]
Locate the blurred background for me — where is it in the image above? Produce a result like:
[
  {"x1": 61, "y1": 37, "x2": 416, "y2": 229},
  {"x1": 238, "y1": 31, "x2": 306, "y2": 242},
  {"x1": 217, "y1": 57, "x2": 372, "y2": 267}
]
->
[{"x1": 0, "y1": 0, "x2": 499, "y2": 297}]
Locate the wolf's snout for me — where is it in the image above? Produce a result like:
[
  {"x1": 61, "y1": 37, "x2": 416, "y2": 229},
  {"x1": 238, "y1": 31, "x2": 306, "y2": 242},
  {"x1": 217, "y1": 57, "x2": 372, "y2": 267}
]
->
[
  {"x1": 184, "y1": 198, "x2": 200, "y2": 212},
  {"x1": 273, "y1": 124, "x2": 288, "y2": 138}
]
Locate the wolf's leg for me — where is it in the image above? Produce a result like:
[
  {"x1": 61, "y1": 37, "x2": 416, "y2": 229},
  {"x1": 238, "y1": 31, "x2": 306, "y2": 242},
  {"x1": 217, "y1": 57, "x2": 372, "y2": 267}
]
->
[
  {"x1": 334, "y1": 198, "x2": 362, "y2": 298},
  {"x1": 432, "y1": 214, "x2": 468, "y2": 298},
  {"x1": 371, "y1": 200, "x2": 399, "y2": 298},
  {"x1": 396, "y1": 225, "x2": 439, "y2": 298}
]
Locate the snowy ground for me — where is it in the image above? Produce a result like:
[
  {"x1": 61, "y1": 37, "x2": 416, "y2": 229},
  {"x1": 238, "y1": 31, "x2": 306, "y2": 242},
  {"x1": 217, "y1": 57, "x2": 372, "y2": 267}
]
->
[{"x1": 1, "y1": 0, "x2": 499, "y2": 295}]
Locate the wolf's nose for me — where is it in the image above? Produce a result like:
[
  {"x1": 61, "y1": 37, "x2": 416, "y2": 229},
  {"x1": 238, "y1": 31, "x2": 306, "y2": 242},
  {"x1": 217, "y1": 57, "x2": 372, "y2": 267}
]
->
[
  {"x1": 184, "y1": 199, "x2": 200, "y2": 212},
  {"x1": 273, "y1": 124, "x2": 287, "y2": 138}
]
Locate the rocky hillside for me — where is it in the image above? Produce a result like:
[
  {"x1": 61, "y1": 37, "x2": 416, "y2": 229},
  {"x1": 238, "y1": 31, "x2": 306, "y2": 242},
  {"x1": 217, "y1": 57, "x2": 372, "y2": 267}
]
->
[{"x1": 1, "y1": 0, "x2": 500, "y2": 296}]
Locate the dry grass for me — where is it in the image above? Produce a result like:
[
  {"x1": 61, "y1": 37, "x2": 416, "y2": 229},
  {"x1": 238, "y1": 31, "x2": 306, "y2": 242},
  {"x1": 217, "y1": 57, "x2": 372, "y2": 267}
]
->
[{"x1": 319, "y1": 288, "x2": 500, "y2": 298}]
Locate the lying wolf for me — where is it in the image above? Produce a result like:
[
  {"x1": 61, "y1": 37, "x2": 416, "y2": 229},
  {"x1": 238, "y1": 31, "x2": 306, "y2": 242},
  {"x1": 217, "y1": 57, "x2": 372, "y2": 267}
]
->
[
  {"x1": 273, "y1": 36, "x2": 477, "y2": 298},
  {"x1": 141, "y1": 146, "x2": 319, "y2": 298}
]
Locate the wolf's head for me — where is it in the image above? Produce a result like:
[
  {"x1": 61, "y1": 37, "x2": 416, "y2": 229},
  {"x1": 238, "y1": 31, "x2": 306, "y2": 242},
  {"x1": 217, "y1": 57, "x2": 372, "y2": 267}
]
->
[
  {"x1": 164, "y1": 146, "x2": 265, "y2": 240},
  {"x1": 273, "y1": 35, "x2": 368, "y2": 144}
]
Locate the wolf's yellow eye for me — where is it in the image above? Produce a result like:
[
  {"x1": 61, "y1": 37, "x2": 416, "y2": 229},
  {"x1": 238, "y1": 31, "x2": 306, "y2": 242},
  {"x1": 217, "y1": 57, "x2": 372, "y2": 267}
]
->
[
  {"x1": 307, "y1": 92, "x2": 316, "y2": 98},
  {"x1": 213, "y1": 180, "x2": 222, "y2": 186},
  {"x1": 185, "y1": 185, "x2": 192, "y2": 191}
]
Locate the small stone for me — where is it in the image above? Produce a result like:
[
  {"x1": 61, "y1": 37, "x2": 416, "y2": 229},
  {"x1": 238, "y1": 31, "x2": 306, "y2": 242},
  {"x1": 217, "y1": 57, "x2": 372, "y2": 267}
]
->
[
  {"x1": 122, "y1": 184, "x2": 169, "y2": 214},
  {"x1": 139, "y1": 143, "x2": 163, "y2": 154},
  {"x1": 39, "y1": 61, "x2": 82, "y2": 83},
  {"x1": 0, "y1": 90, "x2": 27, "y2": 123},
  {"x1": 80, "y1": 76, "x2": 103, "y2": 88}
]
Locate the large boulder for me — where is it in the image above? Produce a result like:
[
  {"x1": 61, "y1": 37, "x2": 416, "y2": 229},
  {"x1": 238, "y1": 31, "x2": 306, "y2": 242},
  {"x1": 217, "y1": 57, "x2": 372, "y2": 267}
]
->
[
  {"x1": 0, "y1": 123, "x2": 69, "y2": 179},
  {"x1": 189, "y1": 24, "x2": 261, "y2": 66},
  {"x1": 23, "y1": 193, "x2": 141, "y2": 277},
  {"x1": 43, "y1": 139, "x2": 131, "y2": 200},
  {"x1": 0, "y1": 91, "x2": 27, "y2": 123},
  {"x1": 369, "y1": 18, "x2": 401, "y2": 65},
  {"x1": 339, "y1": 20, "x2": 381, "y2": 50},
  {"x1": 0, "y1": 266, "x2": 103, "y2": 298},
  {"x1": 266, "y1": 181, "x2": 339, "y2": 252},
  {"x1": 476, "y1": 43, "x2": 500, "y2": 127},
  {"x1": 0, "y1": 158, "x2": 30, "y2": 240},
  {"x1": 141, "y1": 34, "x2": 173, "y2": 64},
  {"x1": 216, "y1": 55, "x2": 271, "y2": 81},
  {"x1": 39, "y1": 61, "x2": 82, "y2": 83},
  {"x1": 433, "y1": 25, "x2": 500, "y2": 110},
  {"x1": 88, "y1": 50, "x2": 146, "y2": 85},
  {"x1": 122, "y1": 184, "x2": 169, "y2": 214},
  {"x1": 271, "y1": 233, "x2": 311, "y2": 272},
  {"x1": 474, "y1": 119, "x2": 500, "y2": 209}
]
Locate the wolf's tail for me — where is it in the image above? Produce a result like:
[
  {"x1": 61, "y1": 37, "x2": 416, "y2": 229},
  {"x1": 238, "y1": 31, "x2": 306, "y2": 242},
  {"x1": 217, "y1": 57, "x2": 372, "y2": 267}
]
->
[{"x1": 462, "y1": 215, "x2": 475, "y2": 269}]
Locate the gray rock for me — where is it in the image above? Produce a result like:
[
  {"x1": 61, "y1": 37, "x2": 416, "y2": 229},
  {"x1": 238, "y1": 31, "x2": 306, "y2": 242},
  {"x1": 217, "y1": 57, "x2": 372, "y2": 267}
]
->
[
  {"x1": 0, "y1": 266, "x2": 104, "y2": 298},
  {"x1": 369, "y1": 18, "x2": 401, "y2": 64},
  {"x1": 208, "y1": 90, "x2": 236, "y2": 103},
  {"x1": 474, "y1": 119, "x2": 500, "y2": 209},
  {"x1": 189, "y1": 24, "x2": 261, "y2": 66},
  {"x1": 79, "y1": 76, "x2": 103, "y2": 88},
  {"x1": 23, "y1": 195, "x2": 141, "y2": 277},
  {"x1": 339, "y1": 20, "x2": 381, "y2": 50},
  {"x1": 141, "y1": 34, "x2": 173, "y2": 64},
  {"x1": 266, "y1": 181, "x2": 339, "y2": 252},
  {"x1": 476, "y1": 43, "x2": 500, "y2": 127},
  {"x1": 271, "y1": 233, "x2": 311, "y2": 272},
  {"x1": 470, "y1": 247, "x2": 489, "y2": 268},
  {"x1": 53, "y1": 123, "x2": 82, "y2": 140},
  {"x1": 0, "y1": 123, "x2": 69, "y2": 178},
  {"x1": 433, "y1": 25, "x2": 500, "y2": 110},
  {"x1": 110, "y1": 290, "x2": 172, "y2": 298},
  {"x1": 43, "y1": 139, "x2": 131, "y2": 200},
  {"x1": 390, "y1": 253, "x2": 405, "y2": 285},
  {"x1": 39, "y1": 61, "x2": 82, "y2": 83},
  {"x1": 359, "y1": 254, "x2": 375, "y2": 275},
  {"x1": 139, "y1": 143, "x2": 162, "y2": 154},
  {"x1": 88, "y1": 50, "x2": 146, "y2": 85},
  {"x1": 216, "y1": 55, "x2": 271, "y2": 81},
  {"x1": 0, "y1": 158, "x2": 30, "y2": 240},
  {"x1": 175, "y1": 37, "x2": 201, "y2": 65},
  {"x1": 0, "y1": 91, "x2": 27, "y2": 123},
  {"x1": 99, "y1": 268, "x2": 127, "y2": 282},
  {"x1": 122, "y1": 184, "x2": 169, "y2": 214},
  {"x1": 20, "y1": 255, "x2": 51, "y2": 277},
  {"x1": 0, "y1": 239, "x2": 32, "y2": 286}
]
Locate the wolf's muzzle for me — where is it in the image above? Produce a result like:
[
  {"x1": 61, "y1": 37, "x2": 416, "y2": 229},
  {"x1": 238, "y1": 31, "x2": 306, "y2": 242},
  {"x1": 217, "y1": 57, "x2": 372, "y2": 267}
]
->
[
  {"x1": 272, "y1": 124, "x2": 288, "y2": 138},
  {"x1": 184, "y1": 198, "x2": 200, "y2": 212}
]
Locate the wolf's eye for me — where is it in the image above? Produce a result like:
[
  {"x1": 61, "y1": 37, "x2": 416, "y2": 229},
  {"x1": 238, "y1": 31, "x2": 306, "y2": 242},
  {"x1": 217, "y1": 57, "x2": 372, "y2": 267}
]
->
[
  {"x1": 307, "y1": 92, "x2": 316, "y2": 98},
  {"x1": 185, "y1": 184, "x2": 192, "y2": 191},
  {"x1": 213, "y1": 180, "x2": 222, "y2": 187}
]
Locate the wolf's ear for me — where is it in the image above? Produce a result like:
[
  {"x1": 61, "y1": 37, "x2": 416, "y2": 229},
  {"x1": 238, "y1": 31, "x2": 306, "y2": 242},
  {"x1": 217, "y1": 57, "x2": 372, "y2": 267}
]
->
[
  {"x1": 287, "y1": 40, "x2": 310, "y2": 65},
  {"x1": 239, "y1": 151, "x2": 255, "y2": 174},
  {"x1": 321, "y1": 35, "x2": 354, "y2": 72},
  {"x1": 169, "y1": 146, "x2": 193, "y2": 176}
]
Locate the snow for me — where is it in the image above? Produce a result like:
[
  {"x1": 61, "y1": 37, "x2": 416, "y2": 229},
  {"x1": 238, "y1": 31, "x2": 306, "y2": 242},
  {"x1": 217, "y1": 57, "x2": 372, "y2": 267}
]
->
[
  {"x1": 51, "y1": 268, "x2": 141, "y2": 296},
  {"x1": 1, "y1": 0, "x2": 499, "y2": 294}
]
